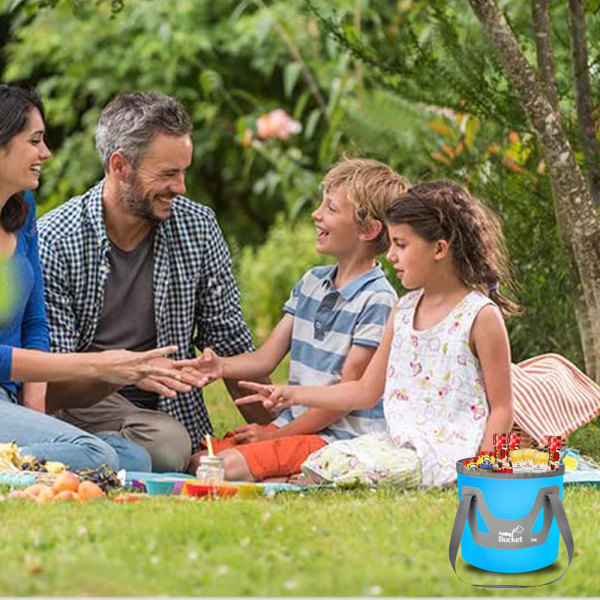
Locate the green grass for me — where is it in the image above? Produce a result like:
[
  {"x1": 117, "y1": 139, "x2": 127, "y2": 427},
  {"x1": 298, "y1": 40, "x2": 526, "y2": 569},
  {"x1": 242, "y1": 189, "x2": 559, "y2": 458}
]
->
[{"x1": 1, "y1": 372, "x2": 599, "y2": 596}]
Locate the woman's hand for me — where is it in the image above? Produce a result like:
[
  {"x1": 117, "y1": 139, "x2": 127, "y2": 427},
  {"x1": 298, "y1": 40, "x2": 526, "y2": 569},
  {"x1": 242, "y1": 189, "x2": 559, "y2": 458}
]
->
[
  {"x1": 93, "y1": 346, "x2": 197, "y2": 398},
  {"x1": 235, "y1": 381, "x2": 294, "y2": 411}
]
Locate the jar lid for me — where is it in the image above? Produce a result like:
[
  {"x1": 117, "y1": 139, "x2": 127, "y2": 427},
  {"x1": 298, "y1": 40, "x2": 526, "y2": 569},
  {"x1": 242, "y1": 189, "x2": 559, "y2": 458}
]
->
[{"x1": 200, "y1": 455, "x2": 224, "y2": 465}]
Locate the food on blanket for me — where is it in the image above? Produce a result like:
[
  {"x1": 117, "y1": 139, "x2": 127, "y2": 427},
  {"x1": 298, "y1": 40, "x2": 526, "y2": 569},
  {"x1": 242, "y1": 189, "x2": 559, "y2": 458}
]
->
[
  {"x1": 476, "y1": 451, "x2": 494, "y2": 471},
  {"x1": 36, "y1": 486, "x2": 56, "y2": 505},
  {"x1": 9, "y1": 489, "x2": 34, "y2": 500},
  {"x1": 53, "y1": 490, "x2": 81, "y2": 502},
  {"x1": 22, "y1": 483, "x2": 47, "y2": 498},
  {"x1": 0, "y1": 442, "x2": 20, "y2": 472},
  {"x1": 493, "y1": 433, "x2": 510, "y2": 472},
  {"x1": 77, "y1": 480, "x2": 106, "y2": 501},
  {"x1": 76, "y1": 464, "x2": 122, "y2": 492},
  {"x1": 44, "y1": 461, "x2": 67, "y2": 474},
  {"x1": 52, "y1": 471, "x2": 80, "y2": 494},
  {"x1": 112, "y1": 493, "x2": 150, "y2": 503},
  {"x1": 548, "y1": 436, "x2": 561, "y2": 471},
  {"x1": 463, "y1": 458, "x2": 478, "y2": 471}
]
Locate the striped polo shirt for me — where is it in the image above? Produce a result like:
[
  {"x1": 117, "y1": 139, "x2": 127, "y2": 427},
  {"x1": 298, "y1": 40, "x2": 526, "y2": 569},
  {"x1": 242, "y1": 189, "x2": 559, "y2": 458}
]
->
[{"x1": 273, "y1": 264, "x2": 397, "y2": 442}]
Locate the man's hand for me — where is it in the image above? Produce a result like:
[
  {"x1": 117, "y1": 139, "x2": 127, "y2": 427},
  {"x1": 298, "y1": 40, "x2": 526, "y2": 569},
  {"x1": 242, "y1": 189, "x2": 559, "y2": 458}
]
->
[
  {"x1": 135, "y1": 356, "x2": 207, "y2": 398},
  {"x1": 233, "y1": 423, "x2": 278, "y2": 444},
  {"x1": 176, "y1": 348, "x2": 224, "y2": 387},
  {"x1": 236, "y1": 381, "x2": 294, "y2": 411}
]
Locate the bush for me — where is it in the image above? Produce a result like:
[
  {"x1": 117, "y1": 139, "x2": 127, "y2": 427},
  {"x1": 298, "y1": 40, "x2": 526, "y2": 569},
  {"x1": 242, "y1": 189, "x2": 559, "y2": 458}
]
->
[{"x1": 237, "y1": 214, "x2": 333, "y2": 343}]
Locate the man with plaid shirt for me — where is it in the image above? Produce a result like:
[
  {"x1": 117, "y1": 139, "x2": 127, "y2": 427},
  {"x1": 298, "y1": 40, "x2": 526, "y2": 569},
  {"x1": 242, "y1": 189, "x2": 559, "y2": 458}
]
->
[{"x1": 38, "y1": 92, "x2": 268, "y2": 472}]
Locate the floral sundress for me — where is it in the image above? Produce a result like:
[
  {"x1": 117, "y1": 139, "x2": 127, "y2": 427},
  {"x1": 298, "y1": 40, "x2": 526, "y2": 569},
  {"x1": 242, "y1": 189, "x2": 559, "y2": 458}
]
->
[{"x1": 303, "y1": 289, "x2": 495, "y2": 488}]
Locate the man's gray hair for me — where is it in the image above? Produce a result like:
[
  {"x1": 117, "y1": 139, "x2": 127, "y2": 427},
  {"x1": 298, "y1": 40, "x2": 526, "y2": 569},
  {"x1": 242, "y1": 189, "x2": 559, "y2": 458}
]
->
[{"x1": 96, "y1": 92, "x2": 192, "y2": 170}]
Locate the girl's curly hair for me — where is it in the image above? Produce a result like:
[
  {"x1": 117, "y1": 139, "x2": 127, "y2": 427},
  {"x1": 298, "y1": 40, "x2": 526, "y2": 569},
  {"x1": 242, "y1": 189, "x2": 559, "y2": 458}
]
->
[{"x1": 385, "y1": 180, "x2": 521, "y2": 318}]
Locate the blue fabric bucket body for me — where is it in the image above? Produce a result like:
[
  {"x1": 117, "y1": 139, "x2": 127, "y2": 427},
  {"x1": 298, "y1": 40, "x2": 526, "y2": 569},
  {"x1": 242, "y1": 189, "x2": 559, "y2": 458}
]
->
[{"x1": 457, "y1": 465, "x2": 564, "y2": 573}]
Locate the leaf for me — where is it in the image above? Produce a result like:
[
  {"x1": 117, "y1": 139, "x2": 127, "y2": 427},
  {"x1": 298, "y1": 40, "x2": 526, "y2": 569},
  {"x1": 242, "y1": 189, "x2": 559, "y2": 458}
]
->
[
  {"x1": 304, "y1": 108, "x2": 321, "y2": 140},
  {"x1": 284, "y1": 61, "x2": 302, "y2": 98}
]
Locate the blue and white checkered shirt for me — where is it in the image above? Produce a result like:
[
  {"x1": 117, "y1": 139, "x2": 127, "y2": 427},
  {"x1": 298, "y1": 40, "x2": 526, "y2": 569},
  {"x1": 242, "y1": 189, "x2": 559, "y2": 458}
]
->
[
  {"x1": 37, "y1": 180, "x2": 254, "y2": 451},
  {"x1": 274, "y1": 264, "x2": 396, "y2": 442}
]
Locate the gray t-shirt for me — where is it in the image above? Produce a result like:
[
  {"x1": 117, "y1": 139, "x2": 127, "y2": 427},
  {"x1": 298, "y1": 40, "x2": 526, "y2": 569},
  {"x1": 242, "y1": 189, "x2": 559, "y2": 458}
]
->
[{"x1": 88, "y1": 232, "x2": 158, "y2": 407}]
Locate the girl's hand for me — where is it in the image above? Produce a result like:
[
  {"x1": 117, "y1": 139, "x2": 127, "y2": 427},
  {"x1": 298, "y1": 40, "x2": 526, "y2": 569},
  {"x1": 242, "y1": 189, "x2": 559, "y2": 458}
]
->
[
  {"x1": 233, "y1": 423, "x2": 278, "y2": 444},
  {"x1": 235, "y1": 381, "x2": 294, "y2": 411}
]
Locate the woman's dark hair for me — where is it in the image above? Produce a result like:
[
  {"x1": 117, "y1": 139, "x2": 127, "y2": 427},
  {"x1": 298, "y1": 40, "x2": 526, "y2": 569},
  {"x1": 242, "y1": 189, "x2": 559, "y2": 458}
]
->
[
  {"x1": 385, "y1": 180, "x2": 521, "y2": 317},
  {"x1": 0, "y1": 85, "x2": 45, "y2": 232}
]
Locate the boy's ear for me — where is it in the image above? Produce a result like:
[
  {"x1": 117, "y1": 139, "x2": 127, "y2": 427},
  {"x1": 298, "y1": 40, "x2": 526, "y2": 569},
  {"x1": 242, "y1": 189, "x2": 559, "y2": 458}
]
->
[
  {"x1": 434, "y1": 239, "x2": 450, "y2": 260},
  {"x1": 359, "y1": 219, "x2": 383, "y2": 242}
]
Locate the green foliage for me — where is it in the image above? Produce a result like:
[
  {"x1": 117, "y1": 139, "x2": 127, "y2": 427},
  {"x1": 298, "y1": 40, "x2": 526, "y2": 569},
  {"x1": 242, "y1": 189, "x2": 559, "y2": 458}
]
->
[
  {"x1": 0, "y1": 0, "x2": 595, "y2": 367},
  {"x1": 237, "y1": 214, "x2": 333, "y2": 343}
]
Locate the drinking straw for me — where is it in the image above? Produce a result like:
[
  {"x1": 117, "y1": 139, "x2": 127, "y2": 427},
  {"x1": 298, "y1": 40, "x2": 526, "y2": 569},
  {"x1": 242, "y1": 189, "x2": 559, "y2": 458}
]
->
[{"x1": 205, "y1": 434, "x2": 214, "y2": 457}]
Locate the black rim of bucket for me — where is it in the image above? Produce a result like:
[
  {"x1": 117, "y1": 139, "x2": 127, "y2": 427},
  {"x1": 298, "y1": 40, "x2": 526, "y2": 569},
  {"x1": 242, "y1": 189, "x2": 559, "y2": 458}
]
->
[{"x1": 456, "y1": 459, "x2": 565, "y2": 479}]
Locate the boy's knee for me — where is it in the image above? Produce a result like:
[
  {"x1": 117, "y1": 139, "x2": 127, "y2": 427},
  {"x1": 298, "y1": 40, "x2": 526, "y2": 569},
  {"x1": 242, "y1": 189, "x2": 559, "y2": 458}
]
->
[{"x1": 220, "y1": 449, "x2": 254, "y2": 482}]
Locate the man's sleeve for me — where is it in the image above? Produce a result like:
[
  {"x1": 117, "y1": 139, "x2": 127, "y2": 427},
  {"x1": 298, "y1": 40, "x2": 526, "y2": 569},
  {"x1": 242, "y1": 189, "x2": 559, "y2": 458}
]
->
[
  {"x1": 193, "y1": 211, "x2": 254, "y2": 357},
  {"x1": 38, "y1": 238, "x2": 79, "y2": 353},
  {"x1": 351, "y1": 292, "x2": 397, "y2": 349}
]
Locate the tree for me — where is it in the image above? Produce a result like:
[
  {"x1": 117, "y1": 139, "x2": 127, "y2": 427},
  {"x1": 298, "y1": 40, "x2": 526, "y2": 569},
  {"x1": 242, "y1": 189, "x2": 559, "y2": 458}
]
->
[{"x1": 466, "y1": 0, "x2": 600, "y2": 379}]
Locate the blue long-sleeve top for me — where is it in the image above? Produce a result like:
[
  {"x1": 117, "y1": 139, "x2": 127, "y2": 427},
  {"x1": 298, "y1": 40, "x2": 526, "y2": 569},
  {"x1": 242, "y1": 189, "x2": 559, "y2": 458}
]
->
[{"x1": 0, "y1": 192, "x2": 50, "y2": 393}]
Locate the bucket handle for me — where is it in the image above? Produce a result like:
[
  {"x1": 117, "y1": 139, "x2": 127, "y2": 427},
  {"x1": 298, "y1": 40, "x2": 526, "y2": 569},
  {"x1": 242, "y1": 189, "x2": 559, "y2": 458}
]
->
[{"x1": 448, "y1": 492, "x2": 574, "y2": 589}]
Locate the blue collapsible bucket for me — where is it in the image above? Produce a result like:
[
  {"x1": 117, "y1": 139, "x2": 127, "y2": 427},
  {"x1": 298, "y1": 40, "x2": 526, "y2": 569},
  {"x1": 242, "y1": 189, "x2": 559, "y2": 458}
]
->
[{"x1": 449, "y1": 459, "x2": 574, "y2": 588}]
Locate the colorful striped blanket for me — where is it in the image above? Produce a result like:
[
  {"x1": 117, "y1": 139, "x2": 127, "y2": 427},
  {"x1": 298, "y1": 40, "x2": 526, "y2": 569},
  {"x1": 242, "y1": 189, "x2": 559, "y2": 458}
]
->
[{"x1": 512, "y1": 353, "x2": 600, "y2": 446}]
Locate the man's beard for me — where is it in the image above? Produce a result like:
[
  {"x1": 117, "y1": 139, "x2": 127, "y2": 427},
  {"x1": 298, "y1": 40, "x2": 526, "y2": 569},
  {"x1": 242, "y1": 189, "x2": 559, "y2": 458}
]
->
[{"x1": 122, "y1": 172, "x2": 172, "y2": 221}]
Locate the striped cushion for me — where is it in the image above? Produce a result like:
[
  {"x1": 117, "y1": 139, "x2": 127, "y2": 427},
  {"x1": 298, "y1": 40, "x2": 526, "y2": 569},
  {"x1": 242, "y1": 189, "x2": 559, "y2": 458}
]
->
[{"x1": 512, "y1": 353, "x2": 600, "y2": 446}]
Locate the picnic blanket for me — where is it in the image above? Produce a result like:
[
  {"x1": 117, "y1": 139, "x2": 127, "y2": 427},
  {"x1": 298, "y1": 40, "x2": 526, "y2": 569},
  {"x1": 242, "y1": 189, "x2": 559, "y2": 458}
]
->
[
  {"x1": 562, "y1": 448, "x2": 600, "y2": 486},
  {"x1": 123, "y1": 471, "x2": 333, "y2": 495},
  {"x1": 512, "y1": 353, "x2": 600, "y2": 446}
]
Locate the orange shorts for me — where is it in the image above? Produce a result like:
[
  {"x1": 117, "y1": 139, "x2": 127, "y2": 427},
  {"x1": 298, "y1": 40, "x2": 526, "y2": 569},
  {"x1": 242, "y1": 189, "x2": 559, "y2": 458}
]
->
[{"x1": 203, "y1": 425, "x2": 327, "y2": 481}]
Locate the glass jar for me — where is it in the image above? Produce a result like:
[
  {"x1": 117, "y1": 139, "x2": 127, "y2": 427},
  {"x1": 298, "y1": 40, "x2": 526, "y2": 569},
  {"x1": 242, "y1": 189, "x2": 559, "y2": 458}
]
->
[{"x1": 195, "y1": 455, "x2": 225, "y2": 487}]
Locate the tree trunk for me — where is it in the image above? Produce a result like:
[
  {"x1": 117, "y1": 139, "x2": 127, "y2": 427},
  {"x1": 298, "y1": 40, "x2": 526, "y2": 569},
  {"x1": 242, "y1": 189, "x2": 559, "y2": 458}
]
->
[
  {"x1": 567, "y1": 0, "x2": 600, "y2": 206},
  {"x1": 467, "y1": 0, "x2": 600, "y2": 380},
  {"x1": 531, "y1": 0, "x2": 559, "y2": 112}
]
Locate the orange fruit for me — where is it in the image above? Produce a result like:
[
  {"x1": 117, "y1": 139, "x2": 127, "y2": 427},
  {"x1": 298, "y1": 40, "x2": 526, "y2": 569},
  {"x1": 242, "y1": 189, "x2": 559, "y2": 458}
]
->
[
  {"x1": 36, "y1": 487, "x2": 55, "y2": 504},
  {"x1": 52, "y1": 471, "x2": 79, "y2": 494},
  {"x1": 53, "y1": 490, "x2": 80, "y2": 502},
  {"x1": 77, "y1": 480, "x2": 106, "y2": 501},
  {"x1": 23, "y1": 483, "x2": 46, "y2": 498}
]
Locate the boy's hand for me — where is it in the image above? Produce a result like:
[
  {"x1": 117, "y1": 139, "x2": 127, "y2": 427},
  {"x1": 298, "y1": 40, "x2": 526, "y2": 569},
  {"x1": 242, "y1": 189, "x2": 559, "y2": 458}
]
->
[
  {"x1": 233, "y1": 424, "x2": 278, "y2": 444},
  {"x1": 236, "y1": 381, "x2": 294, "y2": 411},
  {"x1": 175, "y1": 348, "x2": 224, "y2": 387}
]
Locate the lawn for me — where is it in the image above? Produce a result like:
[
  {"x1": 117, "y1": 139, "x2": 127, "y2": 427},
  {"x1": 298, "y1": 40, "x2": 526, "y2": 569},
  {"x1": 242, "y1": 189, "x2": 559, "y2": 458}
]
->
[{"x1": 1, "y1": 374, "x2": 599, "y2": 597}]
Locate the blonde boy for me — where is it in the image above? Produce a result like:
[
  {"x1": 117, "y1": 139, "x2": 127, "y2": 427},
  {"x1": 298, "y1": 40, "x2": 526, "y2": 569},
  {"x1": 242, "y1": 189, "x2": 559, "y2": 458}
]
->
[{"x1": 187, "y1": 158, "x2": 408, "y2": 481}]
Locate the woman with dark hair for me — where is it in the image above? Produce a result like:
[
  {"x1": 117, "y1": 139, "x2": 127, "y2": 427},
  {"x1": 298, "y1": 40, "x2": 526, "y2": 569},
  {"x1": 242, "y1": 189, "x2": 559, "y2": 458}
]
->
[{"x1": 0, "y1": 84, "x2": 195, "y2": 471}]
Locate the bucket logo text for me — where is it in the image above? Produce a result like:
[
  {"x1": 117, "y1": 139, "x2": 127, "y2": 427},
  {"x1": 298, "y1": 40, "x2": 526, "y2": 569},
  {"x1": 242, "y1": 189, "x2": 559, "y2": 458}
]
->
[{"x1": 498, "y1": 525, "x2": 524, "y2": 544}]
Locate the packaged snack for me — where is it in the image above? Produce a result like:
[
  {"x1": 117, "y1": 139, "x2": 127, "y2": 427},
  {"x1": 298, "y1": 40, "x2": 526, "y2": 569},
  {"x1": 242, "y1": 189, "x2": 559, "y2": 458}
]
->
[
  {"x1": 510, "y1": 449, "x2": 525, "y2": 473},
  {"x1": 534, "y1": 450, "x2": 549, "y2": 473},
  {"x1": 493, "y1": 433, "x2": 509, "y2": 472},
  {"x1": 463, "y1": 458, "x2": 478, "y2": 471},
  {"x1": 521, "y1": 448, "x2": 535, "y2": 473},
  {"x1": 548, "y1": 436, "x2": 561, "y2": 471},
  {"x1": 508, "y1": 432, "x2": 521, "y2": 451},
  {"x1": 476, "y1": 451, "x2": 494, "y2": 471}
]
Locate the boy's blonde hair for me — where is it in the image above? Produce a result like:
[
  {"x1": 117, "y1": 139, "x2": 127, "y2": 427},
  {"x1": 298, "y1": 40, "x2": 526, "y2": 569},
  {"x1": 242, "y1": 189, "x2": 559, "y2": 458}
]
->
[{"x1": 323, "y1": 157, "x2": 409, "y2": 255}]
